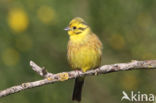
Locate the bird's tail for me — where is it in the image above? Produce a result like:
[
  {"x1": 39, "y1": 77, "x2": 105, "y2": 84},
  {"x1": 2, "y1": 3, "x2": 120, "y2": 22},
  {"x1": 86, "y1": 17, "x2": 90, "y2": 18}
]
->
[{"x1": 72, "y1": 77, "x2": 84, "y2": 102}]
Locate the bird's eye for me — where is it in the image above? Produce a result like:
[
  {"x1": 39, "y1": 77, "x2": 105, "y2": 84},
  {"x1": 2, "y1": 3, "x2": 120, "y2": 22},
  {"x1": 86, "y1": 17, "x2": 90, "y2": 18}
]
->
[{"x1": 73, "y1": 26, "x2": 77, "y2": 29}]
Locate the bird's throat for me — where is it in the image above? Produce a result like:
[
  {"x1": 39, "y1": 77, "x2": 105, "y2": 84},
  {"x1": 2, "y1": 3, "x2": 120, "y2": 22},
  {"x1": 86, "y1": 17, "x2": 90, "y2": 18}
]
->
[{"x1": 69, "y1": 29, "x2": 91, "y2": 44}]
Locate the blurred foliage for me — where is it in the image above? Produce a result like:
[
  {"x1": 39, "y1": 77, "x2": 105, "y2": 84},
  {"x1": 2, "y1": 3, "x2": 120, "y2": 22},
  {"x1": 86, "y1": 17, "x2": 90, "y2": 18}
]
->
[{"x1": 0, "y1": 0, "x2": 156, "y2": 103}]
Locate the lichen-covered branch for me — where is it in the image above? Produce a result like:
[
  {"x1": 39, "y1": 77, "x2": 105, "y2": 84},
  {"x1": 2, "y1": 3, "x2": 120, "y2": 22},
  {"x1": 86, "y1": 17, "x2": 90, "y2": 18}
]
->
[{"x1": 0, "y1": 60, "x2": 156, "y2": 98}]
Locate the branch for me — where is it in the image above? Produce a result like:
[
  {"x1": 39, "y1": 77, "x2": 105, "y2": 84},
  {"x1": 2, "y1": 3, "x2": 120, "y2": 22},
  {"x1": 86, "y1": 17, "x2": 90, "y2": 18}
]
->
[{"x1": 0, "y1": 60, "x2": 156, "y2": 98}]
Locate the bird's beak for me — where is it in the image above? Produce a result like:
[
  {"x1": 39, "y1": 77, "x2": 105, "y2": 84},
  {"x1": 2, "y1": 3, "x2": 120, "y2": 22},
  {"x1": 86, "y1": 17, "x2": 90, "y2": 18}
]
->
[{"x1": 64, "y1": 27, "x2": 70, "y2": 31}]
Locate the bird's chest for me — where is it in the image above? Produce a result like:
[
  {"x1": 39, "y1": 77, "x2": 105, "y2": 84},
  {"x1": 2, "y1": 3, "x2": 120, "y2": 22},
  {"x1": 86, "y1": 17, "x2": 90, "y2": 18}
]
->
[
  {"x1": 71, "y1": 45, "x2": 93, "y2": 59},
  {"x1": 68, "y1": 43, "x2": 98, "y2": 69}
]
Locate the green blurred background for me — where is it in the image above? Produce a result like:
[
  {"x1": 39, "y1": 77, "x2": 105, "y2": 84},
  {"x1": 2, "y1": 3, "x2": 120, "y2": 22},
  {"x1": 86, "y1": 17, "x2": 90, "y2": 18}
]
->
[{"x1": 0, "y1": 0, "x2": 156, "y2": 103}]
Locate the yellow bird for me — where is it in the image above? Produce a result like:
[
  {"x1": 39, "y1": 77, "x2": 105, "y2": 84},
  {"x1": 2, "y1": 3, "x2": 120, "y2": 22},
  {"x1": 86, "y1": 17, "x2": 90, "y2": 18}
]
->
[{"x1": 65, "y1": 17, "x2": 102, "y2": 102}]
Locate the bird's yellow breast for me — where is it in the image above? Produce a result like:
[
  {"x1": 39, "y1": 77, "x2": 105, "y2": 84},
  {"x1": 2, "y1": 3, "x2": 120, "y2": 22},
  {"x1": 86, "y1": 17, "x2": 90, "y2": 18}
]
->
[{"x1": 67, "y1": 33, "x2": 102, "y2": 72}]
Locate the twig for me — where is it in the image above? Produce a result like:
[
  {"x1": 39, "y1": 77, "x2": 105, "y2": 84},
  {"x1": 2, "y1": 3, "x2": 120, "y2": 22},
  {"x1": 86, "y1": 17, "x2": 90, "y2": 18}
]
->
[
  {"x1": 0, "y1": 60, "x2": 156, "y2": 98},
  {"x1": 30, "y1": 61, "x2": 53, "y2": 78}
]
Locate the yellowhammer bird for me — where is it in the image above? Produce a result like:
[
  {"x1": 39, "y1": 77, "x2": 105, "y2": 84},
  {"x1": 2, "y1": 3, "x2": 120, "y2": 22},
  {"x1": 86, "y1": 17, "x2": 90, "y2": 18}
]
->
[{"x1": 65, "y1": 17, "x2": 102, "y2": 102}]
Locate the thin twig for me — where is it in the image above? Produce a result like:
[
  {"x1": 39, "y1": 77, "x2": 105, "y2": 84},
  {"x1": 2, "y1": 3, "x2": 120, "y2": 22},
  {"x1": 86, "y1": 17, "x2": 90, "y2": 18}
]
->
[{"x1": 0, "y1": 60, "x2": 156, "y2": 98}]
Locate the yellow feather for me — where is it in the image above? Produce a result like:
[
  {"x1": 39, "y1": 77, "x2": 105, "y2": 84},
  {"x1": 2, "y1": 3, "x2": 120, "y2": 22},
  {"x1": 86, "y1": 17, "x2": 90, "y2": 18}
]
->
[
  {"x1": 65, "y1": 17, "x2": 103, "y2": 101},
  {"x1": 66, "y1": 17, "x2": 102, "y2": 72}
]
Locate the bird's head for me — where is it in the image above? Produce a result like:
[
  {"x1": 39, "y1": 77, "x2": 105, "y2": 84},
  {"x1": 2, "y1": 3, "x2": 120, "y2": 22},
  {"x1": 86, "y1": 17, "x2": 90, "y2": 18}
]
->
[{"x1": 64, "y1": 17, "x2": 90, "y2": 37}]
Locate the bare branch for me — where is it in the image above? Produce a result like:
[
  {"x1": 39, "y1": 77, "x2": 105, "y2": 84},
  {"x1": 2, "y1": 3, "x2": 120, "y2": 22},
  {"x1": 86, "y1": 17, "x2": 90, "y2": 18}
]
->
[
  {"x1": 0, "y1": 60, "x2": 156, "y2": 98},
  {"x1": 30, "y1": 61, "x2": 53, "y2": 78}
]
